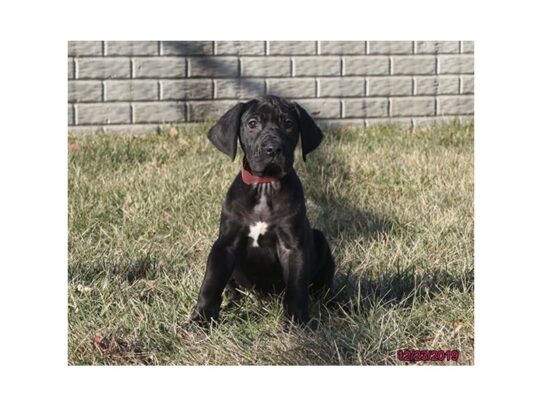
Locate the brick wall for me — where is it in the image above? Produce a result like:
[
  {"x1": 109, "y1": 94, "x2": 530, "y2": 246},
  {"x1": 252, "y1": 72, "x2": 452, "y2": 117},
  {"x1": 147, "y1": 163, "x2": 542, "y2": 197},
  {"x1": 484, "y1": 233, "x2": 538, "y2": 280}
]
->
[{"x1": 68, "y1": 41, "x2": 474, "y2": 133}]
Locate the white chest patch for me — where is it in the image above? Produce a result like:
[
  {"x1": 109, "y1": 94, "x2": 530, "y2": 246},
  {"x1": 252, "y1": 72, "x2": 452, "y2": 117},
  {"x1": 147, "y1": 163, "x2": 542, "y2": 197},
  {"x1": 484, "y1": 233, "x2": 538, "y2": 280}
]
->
[{"x1": 248, "y1": 221, "x2": 268, "y2": 247}]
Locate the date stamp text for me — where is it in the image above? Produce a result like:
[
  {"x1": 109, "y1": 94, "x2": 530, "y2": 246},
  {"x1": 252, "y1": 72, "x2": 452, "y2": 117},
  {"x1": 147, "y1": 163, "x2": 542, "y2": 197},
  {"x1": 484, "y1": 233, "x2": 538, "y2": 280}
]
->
[{"x1": 397, "y1": 349, "x2": 460, "y2": 362}]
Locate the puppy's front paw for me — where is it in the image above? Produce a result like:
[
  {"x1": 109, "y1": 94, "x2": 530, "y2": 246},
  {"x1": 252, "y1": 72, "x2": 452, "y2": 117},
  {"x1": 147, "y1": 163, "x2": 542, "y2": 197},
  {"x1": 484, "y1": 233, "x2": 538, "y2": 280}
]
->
[
  {"x1": 284, "y1": 304, "x2": 309, "y2": 325},
  {"x1": 189, "y1": 303, "x2": 219, "y2": 325}
]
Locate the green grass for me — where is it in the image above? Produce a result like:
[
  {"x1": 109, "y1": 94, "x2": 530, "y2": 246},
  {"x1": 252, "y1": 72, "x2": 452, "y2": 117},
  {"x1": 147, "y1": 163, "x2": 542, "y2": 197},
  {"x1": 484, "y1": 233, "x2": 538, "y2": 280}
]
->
[{"x1": 68, "y1": 121, "x2": 474, "y2": 365}]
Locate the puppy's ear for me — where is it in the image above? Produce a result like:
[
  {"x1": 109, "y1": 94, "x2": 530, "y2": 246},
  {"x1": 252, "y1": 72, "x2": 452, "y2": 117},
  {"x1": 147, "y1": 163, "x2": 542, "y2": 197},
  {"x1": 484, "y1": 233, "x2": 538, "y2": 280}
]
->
[
  {"x1": 207, "y1": 102, "x2": 246, "y2": 160},
  {"x1": 295, "y1": 103, "x2": 324, "y2": 161}
]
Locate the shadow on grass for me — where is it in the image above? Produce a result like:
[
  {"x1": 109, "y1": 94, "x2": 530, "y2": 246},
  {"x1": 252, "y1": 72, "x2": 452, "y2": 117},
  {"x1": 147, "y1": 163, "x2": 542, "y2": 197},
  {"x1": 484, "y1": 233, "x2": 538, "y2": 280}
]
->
[
  {"x1": 285, "y1": 138, "x2": 474, "y2": 363},
  {"x1": 330, "y1": 265, "x2": 474, "y2": 313},
  {"x1": 68, "y1": 253, "x2": 182, "y2": 285},
  {"x1": 69, "y1": 255, "x2": 150, "y2": 284},
  {"x1": 288, "y1": 265, "x2": 474, "y2": 364}
]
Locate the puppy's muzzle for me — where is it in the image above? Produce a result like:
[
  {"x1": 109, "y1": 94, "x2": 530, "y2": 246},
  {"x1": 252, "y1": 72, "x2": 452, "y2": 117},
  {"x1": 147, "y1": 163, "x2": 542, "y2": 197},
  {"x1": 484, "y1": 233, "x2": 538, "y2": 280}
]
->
[{"x1": 263, "y1": 142, "x2": 282, "y2": 157}]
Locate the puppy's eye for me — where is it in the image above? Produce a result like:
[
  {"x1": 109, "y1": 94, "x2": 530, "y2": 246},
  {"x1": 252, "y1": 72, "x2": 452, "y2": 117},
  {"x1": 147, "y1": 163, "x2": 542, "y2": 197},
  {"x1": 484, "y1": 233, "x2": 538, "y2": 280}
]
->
[
  {"x1": 284, "y1": 119, "x2": 294, "y2": 129},
  {"x1": 248, "y1": 119, "x2": 258, "y2": 129}
]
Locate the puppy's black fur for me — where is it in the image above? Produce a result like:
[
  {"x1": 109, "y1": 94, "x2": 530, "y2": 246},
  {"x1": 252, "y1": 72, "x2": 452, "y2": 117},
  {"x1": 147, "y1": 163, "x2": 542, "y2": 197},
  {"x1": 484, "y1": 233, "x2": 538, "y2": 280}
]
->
[{"x1": 190, "y1": 95, "x2": 335, "y2": 324}]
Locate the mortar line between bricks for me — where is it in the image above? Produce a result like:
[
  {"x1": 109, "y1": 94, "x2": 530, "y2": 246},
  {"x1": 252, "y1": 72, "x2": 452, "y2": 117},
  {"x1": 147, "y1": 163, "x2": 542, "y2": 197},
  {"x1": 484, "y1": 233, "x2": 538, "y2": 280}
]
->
[
  {"x1": 102, "y1": 41, "x2": 107, "y2": 56},
  {"x1": 159, "y1": 41, "x2": 164, "y2": 56},
  {"x1": 70, "y1": 95, "x2": 465, "y2": 105},
  {"x1": 130, "y1": 58, "x2": 135, "y2": 78},
  {"x1": 73, "y1": 105, "x2": 78, "y2": 125},
  {"x1": 186, "y1": 59, "x2": 190, "y2": 78},
  {"x1": 74, "y1": 74, "x2": 465, "y2": 80},
  {"x1": 359, "y1": 52, "x2": 464, "y2": 56},
  {"x1": 315, "y1": 79, "x2": 320, "y2": 97},
  {"x1": 459, "y1": 41, "x2": 464, "y2": 53},
  {"x1": 74, "y1": 59, "x2": 78, "y2": 79},
  {"x1": 264, "y1": 41, "x2": 269, "y2": 55},
  {"x1": 70, "y1": 52, "x2": 465, "y2": 59},
  {"x1": 158, "y1": 81, "x2": 163, "y2": 100},
  {"x1": 130, "y1": 104, "x2": 135, "y2": 123},
  {"x1": 290, "y1": 58, "x2": 295, "y2": 77},
  {"x1": 388, "y1": 98, "x2": 392, "y2": 116},
  {"x1": 102, "y1": 81, "x2": 107, "y2": 102}
]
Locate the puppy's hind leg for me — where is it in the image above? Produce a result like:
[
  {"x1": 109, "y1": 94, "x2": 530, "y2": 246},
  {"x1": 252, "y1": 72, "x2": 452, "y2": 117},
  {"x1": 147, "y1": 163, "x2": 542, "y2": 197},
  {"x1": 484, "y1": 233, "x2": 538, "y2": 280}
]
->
[{"x1": 224, "y1": 278, "x2": 243, "y2": 307}]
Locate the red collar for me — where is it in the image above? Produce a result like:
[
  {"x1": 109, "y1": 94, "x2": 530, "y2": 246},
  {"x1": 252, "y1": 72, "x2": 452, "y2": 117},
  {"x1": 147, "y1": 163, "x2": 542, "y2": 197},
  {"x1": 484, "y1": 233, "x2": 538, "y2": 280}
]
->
[{"x1": 241, "y1": 159, "x2": 280, "y2": 185}]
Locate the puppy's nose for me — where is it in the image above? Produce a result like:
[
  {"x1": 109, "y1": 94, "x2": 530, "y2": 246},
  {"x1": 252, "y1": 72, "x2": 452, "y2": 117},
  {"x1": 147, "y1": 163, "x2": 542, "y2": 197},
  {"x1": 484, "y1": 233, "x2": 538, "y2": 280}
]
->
[{"x1": 264, "y1": 144, "x2": 281, "y2": 157}]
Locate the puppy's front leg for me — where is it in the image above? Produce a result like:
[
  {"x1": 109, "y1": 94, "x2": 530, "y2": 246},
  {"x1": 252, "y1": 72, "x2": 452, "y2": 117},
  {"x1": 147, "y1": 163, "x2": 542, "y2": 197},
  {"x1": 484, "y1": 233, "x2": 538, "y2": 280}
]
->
[
  {"x1": 190, "y1": 236, "x2": 237, "y2": 324},
  {"x1": 278, "y1": 230, "x2": 310, "y2": 324}
]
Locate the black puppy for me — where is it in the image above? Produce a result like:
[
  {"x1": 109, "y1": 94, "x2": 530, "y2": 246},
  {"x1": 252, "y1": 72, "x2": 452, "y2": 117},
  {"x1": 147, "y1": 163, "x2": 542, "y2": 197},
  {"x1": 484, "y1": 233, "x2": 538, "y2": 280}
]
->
[{"x1": 190, "y1": 95, "x2": 335, "y2": 324}]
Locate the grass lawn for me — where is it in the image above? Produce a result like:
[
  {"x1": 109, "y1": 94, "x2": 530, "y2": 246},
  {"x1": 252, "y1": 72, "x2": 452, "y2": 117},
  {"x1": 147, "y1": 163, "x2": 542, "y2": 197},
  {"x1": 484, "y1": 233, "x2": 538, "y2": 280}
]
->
[{"x1": 68, "y1": 121, "x2": 474, "y2": 365}]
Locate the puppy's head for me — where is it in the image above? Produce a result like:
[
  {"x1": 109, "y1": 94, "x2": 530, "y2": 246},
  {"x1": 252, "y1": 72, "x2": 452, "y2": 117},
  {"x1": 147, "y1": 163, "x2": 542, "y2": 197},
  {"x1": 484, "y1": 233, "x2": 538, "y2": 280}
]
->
[{"x1": 208, "y1": 95, "x2": 323, "y2": 177}]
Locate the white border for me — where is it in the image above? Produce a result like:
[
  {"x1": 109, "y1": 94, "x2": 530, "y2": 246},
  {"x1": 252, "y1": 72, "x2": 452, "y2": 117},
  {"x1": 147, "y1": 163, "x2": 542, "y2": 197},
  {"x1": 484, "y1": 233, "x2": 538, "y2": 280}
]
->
[{"x1": 2, "y1": 0, "x2": 542, "y2": 405}]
